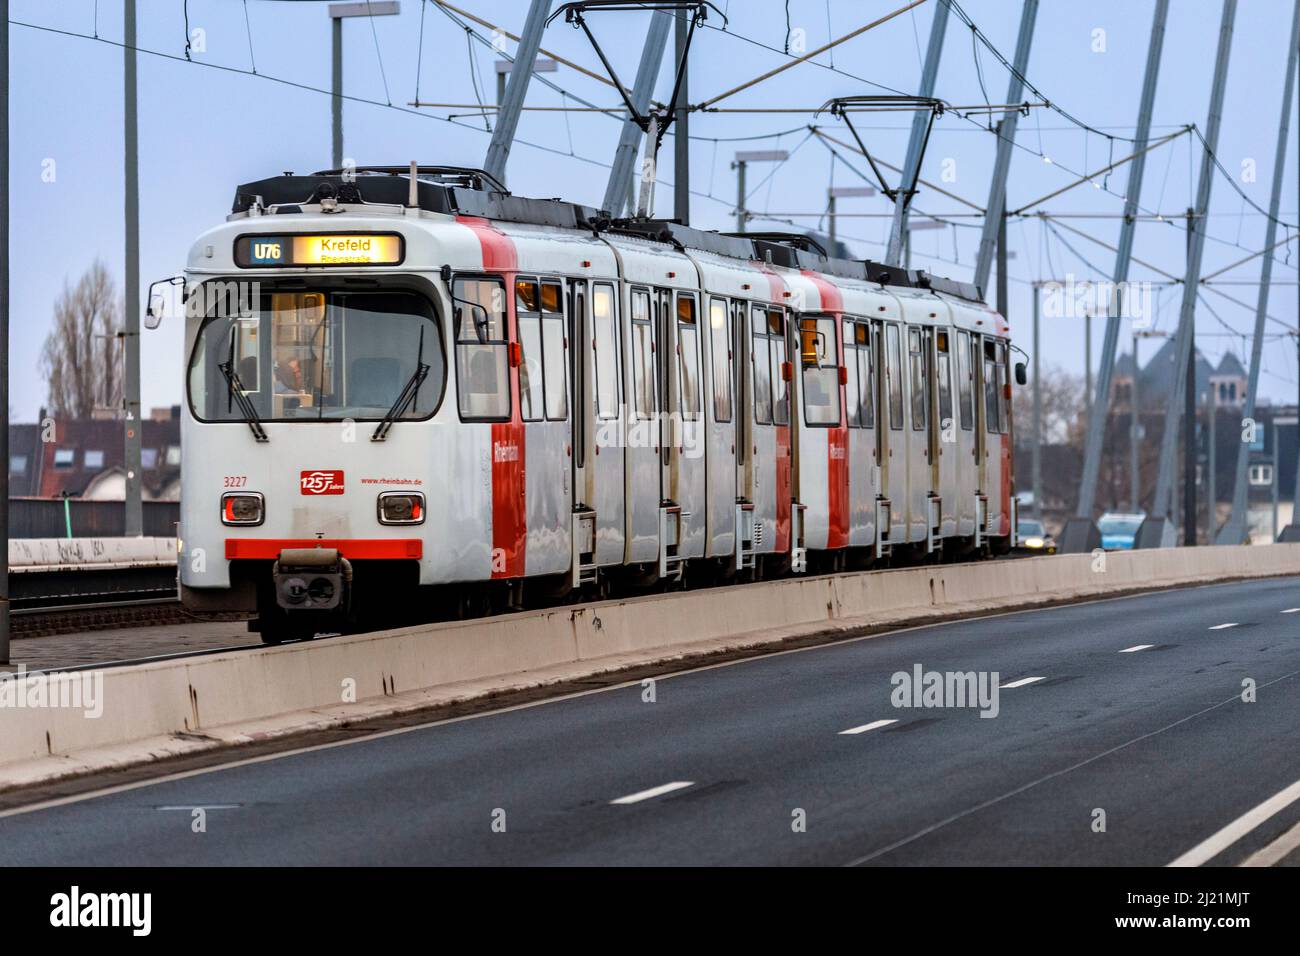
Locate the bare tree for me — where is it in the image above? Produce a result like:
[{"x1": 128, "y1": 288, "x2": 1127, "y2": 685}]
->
[
  {"x1": 40, "y1": 260, "x2": 123, "y2": 418},
  {"x1": 1012, "y1": 364, "x2": 1086, "y2": 448}
]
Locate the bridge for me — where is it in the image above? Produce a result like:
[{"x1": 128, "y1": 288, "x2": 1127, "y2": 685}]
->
[{"x1": 3, "y1": 0, "x2": 1300, "y2": 925}]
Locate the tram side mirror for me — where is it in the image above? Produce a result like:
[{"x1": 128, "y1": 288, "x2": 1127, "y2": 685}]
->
[
  {"x1": 145, "y1": 275, "x2": 185, "y2": 330},
  {"x1": 1014, "y1": 361, "x2": 1027, "y2": 386}
]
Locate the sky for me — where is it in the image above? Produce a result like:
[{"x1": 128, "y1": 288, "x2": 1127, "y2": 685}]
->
[{"x1": 8, "y1": 0, "x2": 1300, "y2": 423}]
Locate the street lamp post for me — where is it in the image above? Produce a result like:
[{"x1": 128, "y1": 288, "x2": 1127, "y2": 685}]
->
[
  {"x1": 495, "y1": 57, "x2": 556, "y2": 106},
  {"x1": 328, "y1": 2, "x2": 400, "y2": 170},
  {"x1": 731, "y1": 150, "x2": 788, "y2": 234},
  {"x1": 826, "y1": 186, "x2": 874, "y2": 252}
]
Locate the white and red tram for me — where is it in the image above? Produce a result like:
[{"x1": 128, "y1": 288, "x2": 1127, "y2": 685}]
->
[{"x1": 159, "y1": 166, "x2": 1019, "y2": 642}]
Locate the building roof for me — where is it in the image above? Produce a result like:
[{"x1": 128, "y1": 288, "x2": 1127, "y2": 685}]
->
[
  {"x1": 1137, "y1": 338, "x2": 1216, "y2": 409},
  {"x1": 1214, "y1": 350, "x2": 1247, "y2": 378},
  {"x1": 7, "y1": 411, "x2": 180, "y2": 500}
]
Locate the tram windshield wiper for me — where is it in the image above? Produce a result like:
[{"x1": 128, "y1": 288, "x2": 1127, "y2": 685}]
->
[
  {"x1": 217, "y1": 359, "x2": 270, "y2": 442},
  {"x1": 371, "y1": 326, "x2": 429, "y2": 442}
]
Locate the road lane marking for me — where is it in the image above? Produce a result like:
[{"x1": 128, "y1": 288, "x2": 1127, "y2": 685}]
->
[
  {"x1": 1119, "y1": 644, "x2": 1155, "y2": 653},
  {"x1": 843, "y1": 668, "x2": 1300, "y2": 868},
  {"x1": 1239, "y1": 817, "x2": 1300, "y2": 867},
  {"x1": 0, "y1": 578, "x2": 1288, "y2": 825},
  {"x1": 999, "y1": 677, "x2": 1045, "y2": 689},
  {"x1": 839, "y1": 719, "x2": 899, "y2": 735},
  {"x1": 1169, "y1": 778, "x2": 1300, "y2": 867},
  {"x1": 1282, "y1": 608, "x2": 1300, "y2": 614},
  {"x1": 609, "y1": 781, "x2": 694, "y2": 805},
  {"x1": 1209, "y1": 623, "x2": 1239, "y2": 630}
]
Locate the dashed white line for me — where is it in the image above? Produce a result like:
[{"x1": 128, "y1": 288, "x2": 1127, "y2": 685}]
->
[
  {"x1": 839, "y1": 719, "x2": 899, "y2": 735},
  {"x1": 1119, "y1": 644, "x2": 1155, "y2": 653},
  {"x1": 1282, "y1": 608, "x2": 1300, "y2": 614},
  {"x1": 1169, "y1": 778, "x2": 1300, "y2": 867},
  {"x1": 609, "y1": 781, "x2": 694, "y2": 805},
  {"x1": 999, "y1": 677, "x2": 1046, "y2": 689},
  {"x1": 1209, "y1": 623, "x2": 1239, "y2": 630}
]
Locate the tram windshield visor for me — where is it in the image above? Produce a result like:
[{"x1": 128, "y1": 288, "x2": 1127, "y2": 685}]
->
[{"x1": 188, "y1": 288, "x2": 443, "y2": 423}]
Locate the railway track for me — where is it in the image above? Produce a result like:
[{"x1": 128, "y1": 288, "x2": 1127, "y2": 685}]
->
[{"x1": 9, "y1": 594, "x2": 246, "y2": 639}]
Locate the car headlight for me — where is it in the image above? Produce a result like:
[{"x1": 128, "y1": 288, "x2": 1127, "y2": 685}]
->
[
  {"x1": 221, "y1": 492, "x2": 264, "y2": 526},
  {"x1": 1024, "y1": 536, "x2": 1045, "y2": 548},
  {"x1": 378, "y1": 491, "x2": 425, "y2": 525}
]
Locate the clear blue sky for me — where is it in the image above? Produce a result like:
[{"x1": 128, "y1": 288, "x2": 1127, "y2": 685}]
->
[{"x1": 8, "y1": 0, "x2": 1300, "y2": 422}]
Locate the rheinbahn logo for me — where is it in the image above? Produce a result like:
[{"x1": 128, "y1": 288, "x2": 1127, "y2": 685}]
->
[{"x1": 300, "y1": 470, "x2": 345, "y2": 495}]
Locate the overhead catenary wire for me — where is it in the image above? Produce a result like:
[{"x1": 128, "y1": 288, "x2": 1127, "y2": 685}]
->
[
  {"x1": 18, "y1": 1, "x2": 1300, "y2": 349},
  {"x1": 696, "y1": 0, "x2": 926, "y2": 109},
  {"x1": 6, "y1": 15, "x2": 751, "y2": 219}
]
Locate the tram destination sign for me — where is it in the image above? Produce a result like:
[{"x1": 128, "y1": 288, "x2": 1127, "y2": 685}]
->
[{"x1": 234, "y1": 233, "x2": 404, "y2": 268}]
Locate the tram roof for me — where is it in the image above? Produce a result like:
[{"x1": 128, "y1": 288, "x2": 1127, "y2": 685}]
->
[{"x1": 231, "y1": 165, "x2": 985, "y2": 306}]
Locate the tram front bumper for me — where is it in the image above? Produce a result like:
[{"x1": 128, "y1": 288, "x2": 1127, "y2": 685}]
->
[{"x1": 272, "y1": 548, "x2": 352, "y2": 612}]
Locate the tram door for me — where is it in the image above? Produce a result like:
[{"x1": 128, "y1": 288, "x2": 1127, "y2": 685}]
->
[
  {"x1": 971, "y1": 332, "x2": 988, "y2": 506},
  {"x1": 735, "y1": 300, "x2": 755, "y2": 532},
  {"x1": 877, "y1": 319, "x2": 908, "y2": 544},
  {"x1": 670, "y1": 291, "x2": 706, "y2": 559},
  {"x1": 932, "y1": 327, "x2": 958, "y2": 537},
  {"x1": 746, "y1": 304, "x2": 791, "y2": 558},
  {"x1": 587, "y1": 281, "x2": 625, "y2": 565},
  {"x1": 625, "y1": 287, "x2": 660, "y2": 564},
  {"x1": 656, "y1": 288, "x2": 674, "y2": 503},
  {"x1": 515, "y1": 277, "x2": 570, "y2": 576},
  {"x1": 704, "y1": 295, "x2": 737, "y2": 558},
  {"x1": 569, "y1": 279, "x2": 588, "y2": 510}
]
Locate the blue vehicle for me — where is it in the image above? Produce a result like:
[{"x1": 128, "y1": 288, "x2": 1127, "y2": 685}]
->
[{"x1": 1098, "y1": 513, "x2": 1145, "y2": 550}]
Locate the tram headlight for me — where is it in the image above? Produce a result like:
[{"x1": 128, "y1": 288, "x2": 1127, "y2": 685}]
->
[
  {"x1": 221, "y1": 492, "x2": 265, "y2": 526},
  {"x1": 377, "y1": 491, "x2": 425, "y2": 525}
]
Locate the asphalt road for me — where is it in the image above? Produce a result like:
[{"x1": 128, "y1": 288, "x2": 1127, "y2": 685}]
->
[{"x1": 1, "y1": 577, "x2": 1298, "y2": 866}]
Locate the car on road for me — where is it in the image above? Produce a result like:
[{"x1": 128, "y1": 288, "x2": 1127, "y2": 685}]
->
[
  {"x1": 1098, "y1": 512, "x2": 1145, "y2": 550},
  {"x1": 1015, "y1": 518, "x2": 1056, "y2": 554}
]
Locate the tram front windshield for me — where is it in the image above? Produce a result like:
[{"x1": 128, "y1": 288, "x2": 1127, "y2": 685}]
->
[{"x1": 188, "y1": 289, "x2": 443, "y2": 422}]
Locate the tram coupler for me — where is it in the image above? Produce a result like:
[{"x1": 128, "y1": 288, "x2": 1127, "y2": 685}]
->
[{"x1": 272, "y1": 548, "x2": 353, "y2": 613}]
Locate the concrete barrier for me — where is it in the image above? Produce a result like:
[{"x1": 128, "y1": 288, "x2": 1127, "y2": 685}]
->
[
  {"x1": 8, "y1": 537, "x2": 176, "y2": 572},
  {"x1": 2, "y1": 544, "x2": 1298, "y2": 789}
]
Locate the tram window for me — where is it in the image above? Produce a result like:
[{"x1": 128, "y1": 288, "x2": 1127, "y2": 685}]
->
[
  {"x1": 542, "y1": 316, "x2": 568, "y2": 421},
  {"x1": 752, "y1": 306, "x2": 773, "y2": 425},
  {"x1": 677, "y1": 294, "x2": 701, "y2": 421},
  {"x1": 843, "y1": 320, "x2": 861, "y2": 427},
  {"x1": 515, "y1": 279, "x2": 539, "y2": 314},
  {"x1": 769, "y1": 310, "x2": 790, "y2": 426},
  {"x1": 936, "y1": 331, "x2": 954, "y2": 431},
  {"x1": 592, "y1": 283, "x2": 619, "y2": 421},
  {"x1": 188, "y1": 288, "x2": 445, "y2": 424},
  {"x1": 453, "y1": 277, "x2": 510, "y2": 421},
  {"x1": 801, "y1": 316, "x2": 841, "y2": 427},
  {"x1": 516, "y1": 312, "x2": 544, "y2": 422},
  {"x1": 885, "y1": 323, "x2": 903, "y2": 430},
  {"x1": 709, "y1": 297, "x2": 732, "y2": 422},
  {"x1": 631, "y1": 289, "x2": 656, "y2": 420},
  {"x1": 984, "y1": 339, "x2": 1000, "y2": 434},
  {"x1": 857, "y1": 322, "x2": 875, "y2": 429},
  {"x1": 908, "y1": 329, "x2": 927, "y2": 431},
  {"x1": 956, "y1": 330, "x2": 974, "y2": 430},
  {"x1": 540, "y1": 282, "x2": 563, "y2": 314},
  {"x1": 542, "y1": 282, "x2": 568, "y2": 422}
]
